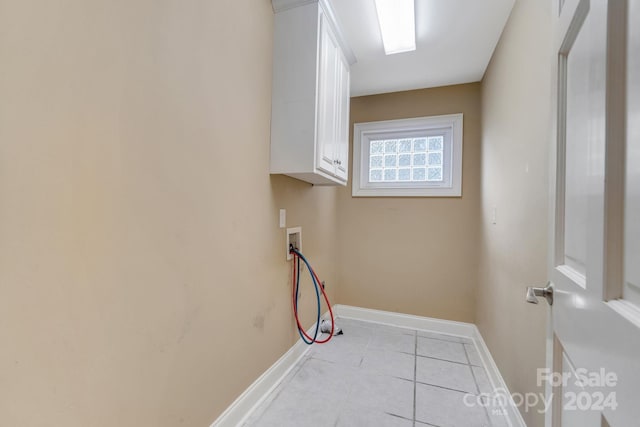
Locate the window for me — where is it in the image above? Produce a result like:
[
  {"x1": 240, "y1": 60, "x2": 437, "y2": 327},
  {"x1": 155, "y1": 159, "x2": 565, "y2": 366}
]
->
[{"x1": 352, "y1": 114, "x2": 463, "y2": 197}]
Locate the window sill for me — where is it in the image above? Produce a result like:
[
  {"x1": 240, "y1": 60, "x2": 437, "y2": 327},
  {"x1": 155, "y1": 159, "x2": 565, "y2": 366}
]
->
[{"x1": 352, "y1": 186, "x2": 462, "y2": 197}]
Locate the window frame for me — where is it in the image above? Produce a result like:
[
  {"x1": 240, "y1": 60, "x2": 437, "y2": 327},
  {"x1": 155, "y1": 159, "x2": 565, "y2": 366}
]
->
[{"x1": 352, "y1": 114, "x2": 464, "y2": 197}]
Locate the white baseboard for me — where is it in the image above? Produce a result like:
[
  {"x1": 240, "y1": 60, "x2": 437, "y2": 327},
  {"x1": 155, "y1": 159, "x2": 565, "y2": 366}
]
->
[
  {"x1": 212, "y1": 305, "x2": 525, "y2": 427},
  {"x1": 210, "y1": 317, "x2": 326, "y2": 427},
  {"x1": 471, "y1": 326, "x2": 527, "y2": 427},
  {"x1": 334, "y1": 304, "x2": 476, "y2": 338}
]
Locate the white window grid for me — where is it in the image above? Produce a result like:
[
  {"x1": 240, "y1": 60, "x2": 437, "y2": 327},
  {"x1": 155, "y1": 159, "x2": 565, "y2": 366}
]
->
[{"x1": 368, "y1": 136, "x2": 444, "y2": 183}]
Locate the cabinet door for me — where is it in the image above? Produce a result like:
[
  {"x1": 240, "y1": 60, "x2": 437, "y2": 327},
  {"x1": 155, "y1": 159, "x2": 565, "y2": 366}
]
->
[
  {"x1": 334, "y1": 52, "x2": 350, "y2": 181},
  {"x1": 316, "y1": 12, "x2": 339, "y2": 176}
]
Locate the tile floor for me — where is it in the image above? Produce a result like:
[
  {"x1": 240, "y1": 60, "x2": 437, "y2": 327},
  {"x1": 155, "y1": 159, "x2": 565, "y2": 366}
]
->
[{"x1": 243, "y1": 318, "x2": 509, "y2": 427}]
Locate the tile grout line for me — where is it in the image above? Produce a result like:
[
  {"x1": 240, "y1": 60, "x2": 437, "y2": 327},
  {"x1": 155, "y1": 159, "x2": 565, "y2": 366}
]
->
[
  {"x1": 411, "y1": 352, "x2": 482, "y2": 367},
  {"x1": 357, "y1": 329, "x2": 373, "y2": 367},
  {"x1": 464, "y1": 342, "x2": 493, "y2": 426},
  {"x1": 416, "y1": 334, "x2": 469, "y2": 345},
  {"x1": 461, "y1": 344, "x2": 479, "y2": 393},
  {"x1": 414, "y1": 379, "x2": 477, "y2": 396},
  {"x1": 413, "y1": 330, "x2": 417, "y2": 427}
]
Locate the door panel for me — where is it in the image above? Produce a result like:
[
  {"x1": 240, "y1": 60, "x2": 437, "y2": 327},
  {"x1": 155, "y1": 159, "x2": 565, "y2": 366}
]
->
[
  {"x1": 556, "y1": 0, "x2": 606, "y2": 290},
  {"x1": 563, "y1": 8, "x2": 594, "y2": 278},
  {"x1": 560, "y1": 352, "x2": 599, "y2": 426},
  {"x1": 548, "y1": 0, "x2": 640, "y2": 425}
]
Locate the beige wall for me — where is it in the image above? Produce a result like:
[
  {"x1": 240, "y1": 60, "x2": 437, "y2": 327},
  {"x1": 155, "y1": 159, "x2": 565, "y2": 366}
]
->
[
  {"x1": 0, "y1": 1, "x2": 338, "y2": 425},
  {"x1": 477, "y1": 0, "x2": 552, "y2": 425},
  {"x1": 336, "y1": 84, "x2": 481, "y2": 323}
]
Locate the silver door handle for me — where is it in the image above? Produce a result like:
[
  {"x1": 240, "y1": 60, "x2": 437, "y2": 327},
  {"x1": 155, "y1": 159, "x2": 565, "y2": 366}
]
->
[{"x1": 526, "y1": 282, "x2": 554, "y2": 306}]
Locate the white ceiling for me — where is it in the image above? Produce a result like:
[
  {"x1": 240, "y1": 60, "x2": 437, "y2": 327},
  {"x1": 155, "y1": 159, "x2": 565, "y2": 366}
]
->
[{"x1": 330, "y1": 0, "x2": 515, "y2": 97}]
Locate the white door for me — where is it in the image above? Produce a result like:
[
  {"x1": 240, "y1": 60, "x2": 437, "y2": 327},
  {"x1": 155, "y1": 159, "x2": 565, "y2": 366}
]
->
[{"x1": 541, "y1": 0, "x2": 640, "y2": 425}]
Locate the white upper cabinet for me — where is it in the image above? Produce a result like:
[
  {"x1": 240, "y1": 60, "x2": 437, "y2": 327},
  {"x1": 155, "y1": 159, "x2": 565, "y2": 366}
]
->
[{"x1": 270, "y1": 0, "x2": 355, "y2": 185}]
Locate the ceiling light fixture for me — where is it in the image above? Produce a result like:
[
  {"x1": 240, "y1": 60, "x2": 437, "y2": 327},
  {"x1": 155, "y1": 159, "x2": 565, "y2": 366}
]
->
[{"x1": 374, "y1": 0, "x2": 416, "y2": 55}]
